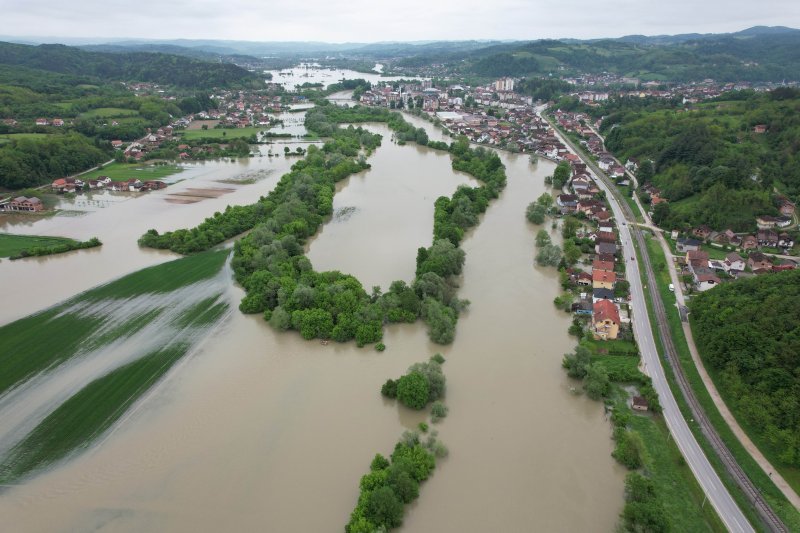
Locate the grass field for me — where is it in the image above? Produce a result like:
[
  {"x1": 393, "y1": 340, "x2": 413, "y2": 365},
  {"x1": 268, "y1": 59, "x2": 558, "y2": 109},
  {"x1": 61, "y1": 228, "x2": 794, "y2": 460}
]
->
[
  {"x1": 78, "y1": 162, "x2": 183, "y2": 182},
  {"x1": 179, "y1": 126, "x2": 263, "y2": 140},
  {"x1": 626, "y1": 407, "x2": 726, "y2": 532},
  {"x1": 591, "y1": 354, "x2": 640, "y2": 378},
  {"x1": 640, "y1": 233, "x2": 800, "y2": 531},
  {"x1": 0, "y1": 234, "x2": 80, "y2": 258},
  {"x1": 79, "y1": 107, "x2": 140, "y2": 119},
  {"x1": 0, "y1": 250, "x2": 231, "y2": 482},
  {"x1": 0, "y1": 133, "x2": 51, "y2": 144}
]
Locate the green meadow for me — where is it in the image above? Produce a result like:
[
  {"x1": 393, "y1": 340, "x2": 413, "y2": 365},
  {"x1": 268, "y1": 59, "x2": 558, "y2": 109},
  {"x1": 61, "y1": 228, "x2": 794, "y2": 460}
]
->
[
  {"x1": 0, "y1": 234, "x2": 80, "y2": 258},
  {"x1": 78, "y1": 162, "x2": 183, "y2": 182},
  {"x1": 78, "y1": 107, "x2": 140, "y2": 119},
  {"x1": 179, "y1": 126, "x2": 263, "y2": 140}
]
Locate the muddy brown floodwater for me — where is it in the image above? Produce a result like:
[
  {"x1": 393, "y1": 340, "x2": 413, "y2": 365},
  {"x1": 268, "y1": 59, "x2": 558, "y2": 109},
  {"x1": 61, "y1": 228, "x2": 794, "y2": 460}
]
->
[
  {"x1": 0, "y1": 147, "x2": 309, "y2": 325},
  {"x1": 0, "y1": 118, "x2": 623, "y2": 532}
]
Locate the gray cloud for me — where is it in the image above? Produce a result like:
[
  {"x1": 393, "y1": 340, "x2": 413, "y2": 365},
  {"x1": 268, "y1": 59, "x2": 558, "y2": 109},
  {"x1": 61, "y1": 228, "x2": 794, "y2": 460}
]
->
[{"x1": 0, "y1": 0, "x2": 798, "y2": 42}]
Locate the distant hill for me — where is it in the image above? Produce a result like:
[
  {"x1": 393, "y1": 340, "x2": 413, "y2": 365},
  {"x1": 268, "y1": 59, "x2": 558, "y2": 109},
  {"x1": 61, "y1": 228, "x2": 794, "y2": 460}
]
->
[
  {"x1": 79, "y1": 43, "x2": 261, "y2": 65},
  {"x1": 0, "y1": 42, "x2": 260, "y2": 88},
  {"x1": 3, "y1": 26, "x2": 800, "y2": 82},
  {"x1": 456, "y1": 30, "x2": 800, "y2": 81}
]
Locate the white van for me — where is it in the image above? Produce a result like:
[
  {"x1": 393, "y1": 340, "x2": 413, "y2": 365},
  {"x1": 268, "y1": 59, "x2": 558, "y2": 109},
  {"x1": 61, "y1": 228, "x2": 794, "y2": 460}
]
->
[{"x1": 668, "y1": 283, "x2": 675, "y2": 292}]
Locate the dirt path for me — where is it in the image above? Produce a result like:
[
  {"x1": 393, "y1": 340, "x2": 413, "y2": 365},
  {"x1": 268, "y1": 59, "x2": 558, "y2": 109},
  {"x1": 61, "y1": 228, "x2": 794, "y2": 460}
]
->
[{"x1": 654, "y1": 227, "x2": 800, "y2": 511}]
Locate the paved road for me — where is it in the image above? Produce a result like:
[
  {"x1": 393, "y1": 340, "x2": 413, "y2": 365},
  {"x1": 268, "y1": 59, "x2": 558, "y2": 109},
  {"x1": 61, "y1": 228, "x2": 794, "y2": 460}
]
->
[{"x1": 541, "y1": 110, "x2": 756, "y2": 533}]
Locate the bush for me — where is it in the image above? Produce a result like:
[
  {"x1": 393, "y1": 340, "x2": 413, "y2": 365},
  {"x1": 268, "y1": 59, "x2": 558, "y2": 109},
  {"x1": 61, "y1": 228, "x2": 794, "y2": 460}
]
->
[
  {"x1": 536, "y1": 243, "x2": 562, "y2": 266},
  {"x1": 584, "y1": 363, "x2": 611, "y2": 400},
  {"x1": 612, "y1": 428, "x2": 646, "y2": 469},
  {"x1": 397, "y1": 372, "x2": 429, "y2": 410},
  {"x1": 526, "y1": 202, "x2": 547, "y2": 224},
  {"x1": 431, "y1": 400, "x2": 449, "y2": 422},
  {"x1": 430, "y1": 353, "x2": 446, "y2": 364},
  {"x1": 375, "y1": 342, "x2": 386, "y2": 352},
  {"x1": 381, "y1": 379, "x2": 398, "y2": 399}
]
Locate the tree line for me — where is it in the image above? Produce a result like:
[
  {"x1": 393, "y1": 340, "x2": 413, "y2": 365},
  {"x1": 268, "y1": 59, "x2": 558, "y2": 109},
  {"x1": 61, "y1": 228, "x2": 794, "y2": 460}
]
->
[
  {"x1": 690, "y1": 269, "x2": 800, "y2": 468},
  {"x1": 140, "y1": 103, "x2": 508, "y2": 346}
]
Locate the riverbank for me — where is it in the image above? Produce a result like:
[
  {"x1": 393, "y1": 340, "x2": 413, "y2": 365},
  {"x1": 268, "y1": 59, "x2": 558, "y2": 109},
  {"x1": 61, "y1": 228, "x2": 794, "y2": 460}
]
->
[{"x1": 532, "y1": 171, "x2": 726, "y2": 530}]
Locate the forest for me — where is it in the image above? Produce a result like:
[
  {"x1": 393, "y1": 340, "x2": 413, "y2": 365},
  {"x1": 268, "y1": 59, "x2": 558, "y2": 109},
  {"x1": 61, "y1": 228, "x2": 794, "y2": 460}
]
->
[
  {"x1": 0, "y1": 56, "x2": 218, "y2": 188},
  {"x1": 0, "y1": 42, "x2": 259, "y2": 89},
  {"x1": 0, "y1": 133, "x2": 111, "y2": 189},
  {"x1": 690, "y1": 269, "x2": 800, "y2": 468},
  {"x1": 459, "y1": 30, "x2": 800, "y2": 82},
  {"x1": 599, "y1": 90, "x2": 800, "y2": 230}
]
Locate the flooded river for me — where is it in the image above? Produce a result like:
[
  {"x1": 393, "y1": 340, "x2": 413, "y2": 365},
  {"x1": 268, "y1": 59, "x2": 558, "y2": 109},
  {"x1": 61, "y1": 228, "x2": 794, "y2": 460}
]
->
[
  {"x1": 267, "y1": 63, "x2": 422, "y2": 91},
  {"x1": 0, "y1": 114, "x2": 623, "y2": 531},
  {"x1": 0, "y1": 146, "x2": 308, "y2": 325}
]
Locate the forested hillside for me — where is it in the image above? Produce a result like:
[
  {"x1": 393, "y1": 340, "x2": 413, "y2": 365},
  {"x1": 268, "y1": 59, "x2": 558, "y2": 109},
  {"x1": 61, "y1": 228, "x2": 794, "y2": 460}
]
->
[
  {"x1": 459, "y1": 31, "x2": 800, "y2": 81},
  {"x1": 0, "y1": 41, "x2": 238, "y2": 189},
  {"x1": 600, "y1": 89, "x2": 800, "y2": 230},
  {"x1": 691, "y1": 269, "x2": 800, "y2": 469},
  {"x1": 0, "y1": 42, "x2": 259, "y2": 89}
]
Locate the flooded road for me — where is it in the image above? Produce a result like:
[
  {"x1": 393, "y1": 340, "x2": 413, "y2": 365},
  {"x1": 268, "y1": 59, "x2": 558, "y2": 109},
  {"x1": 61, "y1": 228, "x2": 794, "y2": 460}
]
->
[{"x1": 0, "y1": 118, "x2": 623, "y2": 531}]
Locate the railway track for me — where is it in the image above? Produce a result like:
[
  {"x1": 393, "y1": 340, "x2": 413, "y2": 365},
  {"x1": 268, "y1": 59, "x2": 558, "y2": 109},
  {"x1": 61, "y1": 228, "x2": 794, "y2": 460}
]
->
[{"x1": 600, "y1": 163, "x2": 789, "y2": 533}]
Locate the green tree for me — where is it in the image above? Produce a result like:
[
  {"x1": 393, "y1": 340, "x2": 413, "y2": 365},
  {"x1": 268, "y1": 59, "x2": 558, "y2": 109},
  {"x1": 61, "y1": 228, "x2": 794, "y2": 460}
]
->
[
  {"x1": 397, "y1": 371, "x2": 430, "y2": 410},
  {"x1": 365, "y1": 486, "x2": 404, "y2": 528},
  {"x1": 561, "y1": 216, "x2": 581, "y2": 239},
  {"x1": 552, "y1": 161, "x2": 571, "y2": 189},
  {"x1": 381, "y1": 379, "x2": 398, "y2": 398},
  {"x1": 535, "y1": 229, "x2": 552, "y2": 247},
  {"x1": 536, "y1": 243, "x2": 562, "y2": 267},
  {"x1": 536, "y1": 192, "x2": 554, "y2": 207},
  {"x1": 584, "y1": 363, "x2": 611, "y2": 400},
  {"x1": 526, "y1": 202, "x2": 547, "y2": 224},
  {"x1": 562, "y1": 345, "x2": 591, "y2": 379},
  {"x1": 562, "y1": 239, "x2": 582, "y2": 265}
]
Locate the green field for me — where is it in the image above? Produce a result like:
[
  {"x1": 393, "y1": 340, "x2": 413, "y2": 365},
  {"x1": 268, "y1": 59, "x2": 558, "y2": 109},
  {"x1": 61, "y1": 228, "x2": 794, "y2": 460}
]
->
[
  {"x1": 79, "y1": 107, "x2": 140, "y2": 119},
  {"x1": 0, "y1": 234, "x2": 79, "y2": 258},
  {"x1": 0, "y1": 133, "x2": 51, "y2": 144},
  {"x1": 79, "y1": 162, "x2": 183, "y2": 182},
  {"x1": 179, "y1": 126, "x2": 263, "y2": 140},
  {"x1": 0, "y1": 250, "x2": 230, "y2": 482},
  {"x1": 591, "y1": 354, "x2": 640, "y2": 380}
]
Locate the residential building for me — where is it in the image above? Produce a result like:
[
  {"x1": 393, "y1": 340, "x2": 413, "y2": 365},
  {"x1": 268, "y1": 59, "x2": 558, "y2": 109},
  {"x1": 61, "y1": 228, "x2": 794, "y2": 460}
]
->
[
  {"x1": 676, "y1": 237, "x2": 701, "y2": 252},
  {"x1": 6, "y1": 196, "x2": 44, "y2": 212},
  {"x1": 593, "y1": 299, "x2": 620, "y2": 340},
  {"x1": 592, "y1": 270, "x2": 617, "y2": 290}
]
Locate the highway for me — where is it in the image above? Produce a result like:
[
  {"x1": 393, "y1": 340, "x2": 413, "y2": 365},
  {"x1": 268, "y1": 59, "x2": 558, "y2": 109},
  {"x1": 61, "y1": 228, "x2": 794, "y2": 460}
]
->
[{"x1": 541, "y1": 109, "x2": 757, "y2": 533}]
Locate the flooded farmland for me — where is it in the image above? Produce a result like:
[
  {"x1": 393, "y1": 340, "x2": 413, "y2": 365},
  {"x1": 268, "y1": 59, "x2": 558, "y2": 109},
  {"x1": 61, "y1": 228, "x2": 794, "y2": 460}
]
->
[{"x1": 0, "y1": 113, "x2": 623, "y2": 532}]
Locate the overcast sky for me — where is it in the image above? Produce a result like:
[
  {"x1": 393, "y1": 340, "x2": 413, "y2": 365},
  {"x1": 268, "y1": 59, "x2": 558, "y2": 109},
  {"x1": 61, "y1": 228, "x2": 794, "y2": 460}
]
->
[{"x1": 1, "y1": 0, "x2": 798, "y2": 43}]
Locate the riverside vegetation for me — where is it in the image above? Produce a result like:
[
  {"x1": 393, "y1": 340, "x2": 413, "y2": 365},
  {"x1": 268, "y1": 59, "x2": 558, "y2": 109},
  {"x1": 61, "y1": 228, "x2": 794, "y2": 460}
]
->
[
  {"x1": 140, "y1": 103, "x2": 507, "y2": 345},
  {"x1": 526, "y1": 187, "x2": 723, "y2": 531},
  {"x1": 345, "y1": 356, "x2": 449, "y2": 532}
]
